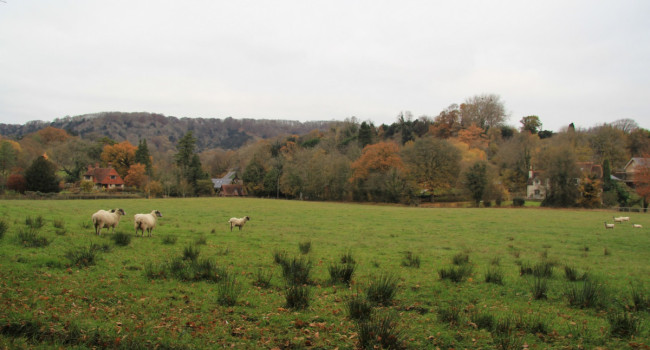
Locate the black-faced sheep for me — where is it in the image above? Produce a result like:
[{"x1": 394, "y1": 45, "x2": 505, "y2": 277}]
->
[
  {"x1": 92, "y1": 208, "x2": 126, "y2": 235},
  {"x1": 134, "y1": 210, "x2": 163, "y2": 237},
  {"x1": 228, "y1": 216, "x2": 250, "y2": 232}
]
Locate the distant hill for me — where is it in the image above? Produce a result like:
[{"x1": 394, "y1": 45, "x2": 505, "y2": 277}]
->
[{"x1": 0, "y1": 112, "x2": 332, "y2": 151}]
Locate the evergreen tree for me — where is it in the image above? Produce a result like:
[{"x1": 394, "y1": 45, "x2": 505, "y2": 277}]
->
[
  {"x1": 135, "y1": 139, "x2": 153, "y2": 175},
  {"x1": 358, "y1": 122, "x2": 373, "y2": 148},
  {"x1": 174, "y1": 132, "x2": 207, "y2": 195},
  {"x1": 602, "y1": 159, "x2": 612, "y2": 191},
  {"x1": 465, "y1": 161, "x2": 488, "y2": 206},
  {"x1": 25, "y1": 156, "x2": 60, "y2": 193}
]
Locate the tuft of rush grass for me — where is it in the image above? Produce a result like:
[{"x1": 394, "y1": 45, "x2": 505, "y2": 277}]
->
[
  {"x1": 329, "y1": 262, "x2": 356, "y2": 285},
  {"x1": 216, "y1": 275, "x2": 241, "y2": 307},
  {"x1": 564, "y1": 279, "x2": 607, "y2": 309},
  {"x1": 401, "y1": 251, "x2": 421, "y2": 268},
  {"x1": 280, "y1": 255, "x2": 312, "y2": 285},
  {"x1": 607, "y1": 310, "x2": 640, "y2": 338},
  {"x1": 531, "y1": 277, "x2": 548, "y2": 300},
  {"x1": 161, "y1": 234, "x2": 177, "y2": 245},
  {"x1": 356, "y1": 312, "x2": 404, "y2": 350},
  {"x1": 66, "y1": 244, "x2": 101, "y2": 267},
  {"x1": 0, "y1": 219, "x2": 8, "y2": 239},
  {"x1": 365, "y1": 273, "x2": 399, "y2": 306},
  {"x1": 484, "y1": 266, "x2": 504, "y2": 285},
  {"x1": 284, "y1": 284, "x2": 310, "y2": 309},
  {"x1": 25, "y1": 215, "x2": 44, "y2": 229},
  {"x1": 111, "y1": 231, "x2": 131, "y2": 246},
  {"x1": 298, "y1": 240, "x2": 312, "y2": 254},
  {"x1": 346, "y1": 293, "x2": 373, "y2": 321},
  {"x1": 17, "y1": 227, "x2": 49, "y2": 247},
  {"x1": 439, "y1": 264, "x2": 473, "y2": 283},
  {"x1": 253, "y1": 268, "x2": 273, "y2": 288},
  {"x1": 452, "y1": 252, "x2": 469, "y2": 265}
]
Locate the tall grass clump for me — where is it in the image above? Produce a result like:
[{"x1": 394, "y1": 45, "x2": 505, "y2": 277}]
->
[
  {"x1": 438, "y1": 264, "x2": 473, "y2": 283},
  {"x1": 52, "y1": 219, "x2": 65, "y2": 229},
  {"x1": 194, "y1": 235, "x2": 207, "y2": 245},
  {"x1": 564, "y1": 265, "x2": 587, "y2": 281},
  {"x1": 253, "y1": 268, "x2": 273, "y2": 288},
  {"x1": 0, "y1": 219, "x2": 8, "y2": 239},
  {"x1": 470, "y1": 311, "x2": 495, "y2": 330},
  {"x1": 357, "y1": 313, "x2": 404, "y2": 350},
  {"x1": 491, "y1": 315, "x2": 522, "y2": 350},
  {"x1": 284, "y1": 284, "x2": 310, "y2": 309},
  {"x1": 533, "y1": 261, "x2": 554, "y2": 278},
  {"x1": 111, "y1": 232, "x2": 131, "y2": 246},
  {"x1": 272, "y1": 249, "x2": 288, "y2": 265},
  {"x1": 630, "y1": 284, "x2": 649, "y2": 312},
  {"x1": 341, "y1": 250, "x2": 355, "y2": 264},
  {"x1": 329, "y1": 262, "x2": 356, "y2": 285},
  {"x1": 183, "y1": 244, "x2": 200, "y2": 262},
  {"x1": 607, "y1": 310, "x2": 640, "y2": 338},
  {"x1": 216, "y1": 275, "x2": 241, "y2": 306},
  {"x1": 17, "y1": 227, "x2": 49, "y2": 248},
  {"x1": 346, "y1": 293, "x2": 372, "y2": 321},
  {"x1": 280, "y1": 256, "x2": 312, "y2": 285},
  {"x1": 531, "y1": 277, "x2": 548, "y2": 300},
  {"x1": 485, "y1": 266, "x2": 504, "y2": 285},
  {"x1": 401, "y1": 251, "x2": 420, "y2": 268},
  {"x1": 66, "y1": 244, "x2": 101, "y2": 267},
  {"x1": 565, "y1": 279, "x2": 607, "y2": 309},
  {"x1": 162, "y1": 235, "x2": 177, "y2": 245},
  {"x1": 452, "y1": 252, "x2": 469, "y2": 265},
  {"x1": 365, "y1": 273, "x2": 399, "y2": 306},
  {"x1": 437, "y1": 302, "x2": 462, "y2": 325},
  {"x1": 25, "y1": 215, "x2": 44, "y2": 229},
  {"x1": 298, "y1": 240, "x2": 311, "y2": 254}
]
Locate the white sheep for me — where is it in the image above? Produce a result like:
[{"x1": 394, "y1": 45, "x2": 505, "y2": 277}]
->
[
  {"x1": 604, "y1": 222, "x2": 615, "y2": 229},
  {"x1": 92, "y1": 208, "x2": 126, "y2": 235},
  {"x1": 134, "y1": 210, "x2": 163, "y2": 237},
  {"x1": 620, "y1": 216, "x2": 630, "y2": 222},
  {"x1": 228, "y1": 216, "x2": 250, "y2": 232},
  {"x1": 633, "y1": 224, "x2": 643, "y2": 228},
  {"x1": 613, "y1": 216, "x2": 624, "y2": 223}
]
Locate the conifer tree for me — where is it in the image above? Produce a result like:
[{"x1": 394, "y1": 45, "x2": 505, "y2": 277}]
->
[{"x1": 25, "y1": 156, "x2": 60, "y2": 193}]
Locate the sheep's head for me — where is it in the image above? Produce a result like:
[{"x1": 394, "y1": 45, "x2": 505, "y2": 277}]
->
[
  {"x1": 154, "y1": 210, "x2": 162, "y2": 217},
  {"x1": 116, "y1": 208, "x2": 126, "y2": 216},
  {"x1": 245, "y1": 216, "x2": 250, "y2": 221}
]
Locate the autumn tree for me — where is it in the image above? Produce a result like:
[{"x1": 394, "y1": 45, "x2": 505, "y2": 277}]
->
[
  {"x1": 25, "y1": 156, "x2": 60, "y2": 193},
  {"x1": 49, "y1": 137, "x2": 94, "y2": 182},
  {"x1": 458, "y1": 124, "x2": 488, "y2": 150},
  {"x1": 350, "y1": 142, "x2": 404, "y2": 182},
  {"x1": 35, "y1": 127, "x2": 69, "y2": 144},
  {"x1": 577, "y1": 174, "x2": 602, "y2": 208},
  {"x1": 588, "y1": 125, "x2": 628, "y2": 168},
  {"x1": 520, "y1": 116, "x2": 542, "y2": 134},
  {"x1": 430, "y1": 104, "x2": 462, "y2": 138},
  {"x1": 626, "y1": 128, "x2": 650, "y2": 157},
  {"x1": 350, "y1": 142, "x2": 413, "y2": 202},
  {"x1": 101, "y1": 141, "x2": 137, "y2": 178},
  {"x1": 124, "y1": 163, "x2": 148, "y2": 189},
  {"x1": 7, "y1": 173, "x2": 26, "y2": 193},
  {"x1": 401, "y1": 137, "x2": 461, "y2": 196},
  {"x1": 540, "y1": 144, "x2": 581, "y2": 207},
  {"x1": 460, "y1": 94, "x2": 508, "y2": 130}
]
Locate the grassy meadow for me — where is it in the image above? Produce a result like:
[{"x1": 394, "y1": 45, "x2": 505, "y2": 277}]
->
[{"x1": 0, "y1": 198, "x2": 648, "y2": 349}]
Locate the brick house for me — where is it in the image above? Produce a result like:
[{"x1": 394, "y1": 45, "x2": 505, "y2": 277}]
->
[{"x1": 82, "y1": 163, "x2": 125, "y2": 189}]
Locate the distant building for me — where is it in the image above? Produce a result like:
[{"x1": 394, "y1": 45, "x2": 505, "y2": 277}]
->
[
  {"x1": 82, "y1": 163, "x2": 124, "y2": 189},
  {"x1": 212, "y1": 170, "x2": 246, "y2": 196},
  {"x1": 526, "y1": 167, "x2": 548, "y2": 200},
  {"x1": 620, "y1": 157, "x2": 650, "y2": 188}
]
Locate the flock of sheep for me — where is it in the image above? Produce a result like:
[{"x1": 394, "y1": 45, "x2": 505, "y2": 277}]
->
[
  {"x1": 91, "y1": 208, "x2": 251, "y2": 236},
  {"x1": 604, "y1": 215, "x2": 643, "y2": 229}
]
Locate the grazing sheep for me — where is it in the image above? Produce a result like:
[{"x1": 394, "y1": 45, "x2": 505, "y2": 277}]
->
[
  {"x1": 633, "y1": 224, "x2": 643, "y2": 228},
  {"x1": 604, "y1": 222, "x2": 615, "y2": 229},
  {"x1": 92, "y1": 208, "x2": 126, "y2": 235},
  {"x1": 134, "y1": 210, "x2": 163, "y2": 237},
  {"x1": 613, "y1": 216, "x2": 624, "y2": 223},
  {"x1": 620, "y1": 216, "x2": 630, "y2": 222},
  {"x1": 228, "y1": 216, "x2": 250, "y2": 232}
]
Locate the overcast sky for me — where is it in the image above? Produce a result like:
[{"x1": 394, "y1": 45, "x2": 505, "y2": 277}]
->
[{"x1": 1, "y1": 1, "x2": 648, "y2": 132}]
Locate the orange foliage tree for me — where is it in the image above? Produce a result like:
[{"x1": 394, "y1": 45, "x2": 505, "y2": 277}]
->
[
  {"x1": 124, "y1": 163, "x2": 148, "y2": 189},
  {"x1": 458, "y1": 124, "x2": 487, "y2": 150},
  {"x1": 36, "y1": 127, "x2": 70, "y2": 144},
  {"x1": 350, "y1": 142, "x2": 404, "y2": 182},
  {"x1": 100, "y1": 141, "x2": 137, "y2": 178}
]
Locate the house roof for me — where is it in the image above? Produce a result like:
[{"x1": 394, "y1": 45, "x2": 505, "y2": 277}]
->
[
  {"x1": 83, "y1": 165, "x2": 124, "y2": 185},
  {"x1": 211, "y1": 171, "x2": 237, "y2": 189},
  {"x1": 624, "y1": 157, "x2": 650, "y2": 172}
]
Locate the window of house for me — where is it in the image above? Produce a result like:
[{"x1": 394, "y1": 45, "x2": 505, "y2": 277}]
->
[
  {"x1": 535, "y1": 190, "x2": 540, "y2": 195},
  {"x1": 110, "y1": 175, "x2": 116, "y2": 180}
]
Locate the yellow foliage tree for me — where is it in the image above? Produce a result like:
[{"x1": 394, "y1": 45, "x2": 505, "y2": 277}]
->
[
  {"x1": 124, "y1": 163, "x2": 148, "y2": 189},
  {"x1": 100, "y1": 141, "x2": 137, "y2": 178},
  {"x1": 350, "y1": 142, "x2": 404, "y2": 182}
]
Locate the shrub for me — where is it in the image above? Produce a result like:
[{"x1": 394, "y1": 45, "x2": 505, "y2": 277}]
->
[
  {"x1": 66, "y1": 244, "x2": 100, "y2": 267},
  {"x1": 280, "y1": 256, "x2": 312, "y2": 285},
  {"x1": 485, "y1": 266, "x2": 504, "y2": 285},
  {"x1": 329, "y1": 262, "x2": 356, "y2": 285},
  {"x1": 111, "y1": 232, "x2": 131, "y2": 246},
  {"x1": 216, "y1": 275, "x2": 241, "y2": 307},
  {"x1": 162, "y1": 235, "x2": 177, "y2": 245},
  {"x1": 531, "y1": 277, "x2": 548, "y2": 300},
  {"x1": 346, "y1": 293, "x2": 372, "y2": 321},
  {"x1": 298, "y1": 240, "x2": 311, "y2": 254},
  {"x1": 284, "y1": 284, "x2": 310, "y2": 309},
  {"x1": 183, "y1": 245, "x2": 200, "y2": 262},
  {"x1": 608, "y1": 310, "x2": 640, "y2": 338},
  {"x1": 512, "y1": 197, "x2": 525, "y2": 207},
  {"x1": 25, "y1": 215, "x2": 44, "y2": 229},
  {"x1": 365, "y1": 273, "x2": 399, "y2": 306},
  {"x1": 253, "y1": 268, "x2": 273, "y2": 288},
  {"x1": 357, "y1": 313, "x2": 403, "y2": 350},
  {"x1": 0, "y1": 219, "x2": 8, "y2": 239},
  {"x1": 452, "y1": 252, "x2": 469, "y2": 265},
  {"x1": 401, "y1": 251, "x2": 420, "y2": 268},
  {"x1": 565, "y1": 279, "x2": 607, "y2": 309},
  {"x1": 17, "y1": 227, "x2": 49, "y2": 248},
  {"x1": 438, "y1": 264, "x2": 473, "y2": 283}
]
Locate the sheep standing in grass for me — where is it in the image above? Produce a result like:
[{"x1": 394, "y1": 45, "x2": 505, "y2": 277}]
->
[
  {"x1": 229, "y1": 216, "x2": 250, "y2": 232},
  {"x1": 614, "y1": 216, "x2": 624, "y2": 223},
  {"x1": 604, "y1": 222, "x2": 615, "y2": 229},
  {"x1": 633, "y1": 224, "x2": 643, "y2": 228},
  {"x1": 92, "y1": 208, "x2": 126, "y2": 236},
  {"x1": 134, "y1": 210, "x2": 163, "y2": 237}
]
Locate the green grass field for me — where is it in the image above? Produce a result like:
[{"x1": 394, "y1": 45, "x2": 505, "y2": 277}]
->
[{"x1": 0, "y1": 198, "x2": 648, "y2": 349}]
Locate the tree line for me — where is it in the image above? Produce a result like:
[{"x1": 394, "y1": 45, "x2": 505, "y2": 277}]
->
[{"x1": 1, "y1": 94, "x2": 649, "y2": 209}]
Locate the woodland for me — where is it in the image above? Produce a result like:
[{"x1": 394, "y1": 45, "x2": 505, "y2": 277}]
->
[{"x1": 1, "y1": 94, "x2": 649, "y2": 208}]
